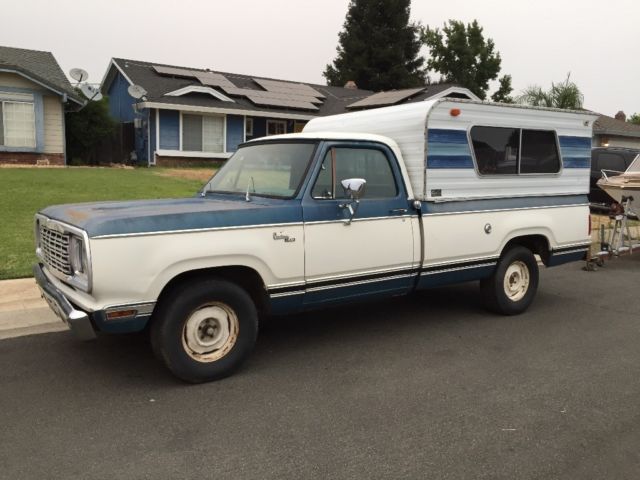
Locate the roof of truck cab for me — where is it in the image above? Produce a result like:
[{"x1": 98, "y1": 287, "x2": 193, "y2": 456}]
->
[
  {"x1": 247, "y1": 132, "x2": 414, "y2": 200},
  {"x1": 254, "y1": 131, "x2": 400, "y2": 145}
]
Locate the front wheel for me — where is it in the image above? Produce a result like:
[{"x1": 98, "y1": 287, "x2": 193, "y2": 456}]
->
[
  {"x1": 480, "y1": 246, "x2": 539, "y2": 315},
  {"x1": 150, "y1": 279, "x2": 258, "y2": 383}
]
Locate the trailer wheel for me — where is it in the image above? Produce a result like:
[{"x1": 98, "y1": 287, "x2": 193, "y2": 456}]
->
[
  {"x1": 480, "y1": 246, "x2": 539, "y2": 315},
  {"x1": 150, "y1": 279, "x2": 258, "y2": 383}
]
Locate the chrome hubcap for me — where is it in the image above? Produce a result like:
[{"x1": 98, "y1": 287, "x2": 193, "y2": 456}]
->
[
  {"x1": 503, "y1": 261, "x2": 530, "y2": 302},
  {"x1": 182, "y1": 303, "x2": 239, "y2": 362}
]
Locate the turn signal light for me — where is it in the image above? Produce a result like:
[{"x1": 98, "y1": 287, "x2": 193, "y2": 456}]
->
[
  {"x1": 450, "y1": 108, "x2": 461, "y2": 117},
  {"x1": 106, "y1": 309, "x2": 137, "y2": 320}
]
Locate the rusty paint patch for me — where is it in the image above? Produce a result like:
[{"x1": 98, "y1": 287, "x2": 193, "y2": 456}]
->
[{"x1": 64, "y1": 208, "x2": 90, "y2": 222}]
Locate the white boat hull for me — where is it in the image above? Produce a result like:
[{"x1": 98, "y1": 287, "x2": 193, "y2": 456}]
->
[{"x1": 597, "y1": 178, "x2": 640, "y2": 214}]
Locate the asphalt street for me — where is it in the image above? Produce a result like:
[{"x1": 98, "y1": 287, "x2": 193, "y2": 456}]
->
[{"x1": 1, "y1": 256, "x2": 640, "y2": 479}]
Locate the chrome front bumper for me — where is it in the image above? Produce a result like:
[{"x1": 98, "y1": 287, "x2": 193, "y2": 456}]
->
[{"x1": 33, "y1": 263, "x2": 96, "y2": 341}]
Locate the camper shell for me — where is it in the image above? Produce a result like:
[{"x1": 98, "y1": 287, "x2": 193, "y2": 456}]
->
[{"x1": 303, "y1": 98, "x2": 596, "y2": 202}]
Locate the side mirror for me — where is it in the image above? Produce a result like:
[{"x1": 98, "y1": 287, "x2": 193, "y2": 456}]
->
[
  {"x1": 339, "y1": 178, "x2": 366, "y2": 225},
  {"x1": 341, "y1": 178, "x2": 366, "y2": 200}
]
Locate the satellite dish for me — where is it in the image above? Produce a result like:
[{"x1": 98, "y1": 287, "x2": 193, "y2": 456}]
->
[
  {"x1": 127, "y1": 84, "x2": 147, "y2": 100},
  {"x1": 69, "y1": 68, "x2": 88, "y2": 83},
  {"x1": 80, "y1": 83, "x2": 103, "y2": 101}
]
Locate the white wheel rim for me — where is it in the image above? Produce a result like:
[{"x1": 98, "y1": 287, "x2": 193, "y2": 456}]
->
[
  {"x1": 182, "y1": 303, "x2": 239, "y2": 362},
  {"x1": 503, "y1": 260, "x2": 530, "y2": 302}
]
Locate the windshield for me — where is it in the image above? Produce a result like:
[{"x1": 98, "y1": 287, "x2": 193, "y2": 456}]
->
[{"x1": 205, "y1": 141, "x2": 317, "y2": 198}]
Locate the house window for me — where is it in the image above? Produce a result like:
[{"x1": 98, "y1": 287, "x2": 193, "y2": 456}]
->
[
  {"x1": 294, "y1": 121, "x2": 306, "y2": 133},
  {"x1": 0, "y1": 101, "x2": 36, "y2": 148},
  {"x1": 245, "y1": 118, "x2": 253, "y2": 137},
  {"x1": 470, "y1": 126, "x2": 560, "y2": 175},
  {"x1": 266, "y1": 119, "x2": 287, "y2": 136},
  {"x1": 182, "y1": 114, "x2": 224, "y2": 152}
]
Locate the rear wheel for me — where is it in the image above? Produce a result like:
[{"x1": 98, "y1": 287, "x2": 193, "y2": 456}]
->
[
  {"x1": 151, "y1": 279, "x2": 258, "y2": 383},
  {"x1": 480, "y1": 246, "x2": 539, "y2": 315}
]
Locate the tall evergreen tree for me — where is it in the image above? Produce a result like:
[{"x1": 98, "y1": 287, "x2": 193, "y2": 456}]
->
[
  {"x1": 491, "y1": 74, "x2": 514, "y2": 104},
  {"x1": 422, "y1": 20, "x2": 507, "y2": 100},
  {"x1": 324, "y1": 0, "x2": 425, "y2": 91}
]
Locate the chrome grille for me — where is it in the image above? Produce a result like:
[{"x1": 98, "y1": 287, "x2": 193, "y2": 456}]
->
[{"x1": 39, "y1": 224, "x2": 72, "y2": 276}]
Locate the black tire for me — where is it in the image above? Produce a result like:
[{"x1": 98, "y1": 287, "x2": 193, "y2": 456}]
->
[
  {"x1": 480, "y1": 246, "x2": 539, "y2": 315},
  {"x1": 150, "y1": 278, "x2": 258, "y2": 383}
]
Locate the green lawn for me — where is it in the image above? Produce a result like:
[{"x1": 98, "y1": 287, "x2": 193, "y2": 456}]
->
[{"x1": 0, "y1": 167, "x2": 214, "y2": 280}]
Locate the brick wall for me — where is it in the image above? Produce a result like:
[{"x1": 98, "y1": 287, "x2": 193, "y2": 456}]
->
[
  {"x1": 155, "y1": 156, "x2": 225, "y2": 168},
  {"x1": 0, "y1": 152, "x2": 64, "y2": 165}
]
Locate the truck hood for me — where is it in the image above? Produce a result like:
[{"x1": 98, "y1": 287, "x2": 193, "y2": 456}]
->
[{"x1": 40, "y1": 196, "x2": 301, "y2": 238}]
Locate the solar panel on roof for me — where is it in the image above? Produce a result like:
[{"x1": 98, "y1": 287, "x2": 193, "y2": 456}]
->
[
  {"x1": 347, "y1": 87, "x2": 426, "y2": 109},
  {"x1": 221, "y1": 86, "x2": 323, "y2": 105},
  {"x1": 195, "y1": 72, "x2": 236, "y2": 89},
  {"x1": 245, "y1": 94, "x2": 319, "y2": 111},
  {"x1": 253, "y1": 78, "x2": 325, "y2": 99},
  {"x1": 153, "y1": 65, "x2": 323, "y2": 110},
  {"x1": 153, "y1": 65, "x2": 199, "y2": 78}
]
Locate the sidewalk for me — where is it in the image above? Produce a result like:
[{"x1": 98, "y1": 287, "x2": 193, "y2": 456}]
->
[{"x1": 0, "y1": 277, "x2": 66, "y2": 339}]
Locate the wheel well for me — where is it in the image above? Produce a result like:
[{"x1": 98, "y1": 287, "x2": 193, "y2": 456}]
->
[
  {"x1": 154, "y1": 266, "x2": 269, "y2": 317},
  {"x1": 503, "y1": 235, "x2": 551, "y2": 265}
]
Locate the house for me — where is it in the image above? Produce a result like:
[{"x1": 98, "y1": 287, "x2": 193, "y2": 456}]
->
[
  {"x1": 0, "y1": 45, "x2": 84, "y2": 165},
  {"x1": 593, "y1": 111, "x2": 640, "y2": 149},
  {"x1": 100, "y1": 58, "x2": 478, "y2": 166}
]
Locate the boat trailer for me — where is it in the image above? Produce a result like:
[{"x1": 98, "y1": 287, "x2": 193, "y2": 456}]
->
[{"x1": 586, "y1": 196, "x2": 640, "y2": 270}]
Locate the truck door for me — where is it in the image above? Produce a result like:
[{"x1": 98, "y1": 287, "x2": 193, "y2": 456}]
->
[{"x1": 301, "y1": 142, "x2": 416, "y2": 307}]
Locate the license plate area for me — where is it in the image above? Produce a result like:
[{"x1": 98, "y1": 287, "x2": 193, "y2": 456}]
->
[{"x1": 39, "y1": 288, "x2": 69, "y2": 326}]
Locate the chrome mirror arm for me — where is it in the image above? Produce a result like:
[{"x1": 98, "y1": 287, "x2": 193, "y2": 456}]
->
[{"x1": 337, "y1": 178, "x2": 366, "y2": 226}]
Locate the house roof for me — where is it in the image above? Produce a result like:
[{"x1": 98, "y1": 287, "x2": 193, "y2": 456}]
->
[
  {"x1": 104, "y1": 58, "x2": 471, "y2": 118},
  {"x1": 0, "y1": 45, "x2": 83, "y2": 105},
  {"x1": 594, "y1": 114, "x2": 640, "y2": 139}
]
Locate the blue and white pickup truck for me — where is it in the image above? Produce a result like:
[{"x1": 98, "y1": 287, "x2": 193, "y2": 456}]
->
[{"x1": 34, "y1": 99, "x2": 597, "y2": 382}]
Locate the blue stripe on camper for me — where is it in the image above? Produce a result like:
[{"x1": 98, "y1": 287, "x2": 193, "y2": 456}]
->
[
  {"x1": 427, "y1": 129, "x2": 474, "y2": 169},
  {"x1": 428, "y1": 155, "x2": 475, "y2": 169},
  {"x1": 559, "y1": 136, "x2": 591, "y2": 169}
]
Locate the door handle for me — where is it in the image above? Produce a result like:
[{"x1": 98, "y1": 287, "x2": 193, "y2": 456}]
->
[{"x1": 389, "y1": 208, "x2": 408, "y2": 214}]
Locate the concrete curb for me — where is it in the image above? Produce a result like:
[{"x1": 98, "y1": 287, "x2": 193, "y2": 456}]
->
[{"x1": 0, "y1": 278, "x2": 65, "y2": 339}]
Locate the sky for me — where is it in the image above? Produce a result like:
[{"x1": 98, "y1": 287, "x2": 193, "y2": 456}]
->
[{"x1": 3, "y1": 0, "x2": 639, "y2": 117}]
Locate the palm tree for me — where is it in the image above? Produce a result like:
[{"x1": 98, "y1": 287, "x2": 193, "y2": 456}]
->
[{"x1": 517, "y1": 74, "x2": 584, "y2": 109}]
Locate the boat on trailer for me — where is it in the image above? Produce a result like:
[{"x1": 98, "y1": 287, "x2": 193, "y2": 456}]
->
[{"x1": 597, "y1": 154, "x2": 640, "y2": 214}]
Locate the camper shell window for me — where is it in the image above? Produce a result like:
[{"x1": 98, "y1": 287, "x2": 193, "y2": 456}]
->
[{"x1": 470, "y1": 126, "x2": 561, "y2": 175}]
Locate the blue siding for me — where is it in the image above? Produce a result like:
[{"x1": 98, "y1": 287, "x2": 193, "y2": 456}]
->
[
  {"x1": 107, "y1": 72, "x2": 136, "y2": 122},
  {"x1": 226, "y1": 115, "x2": 244, "y2": 152},
  {"x1": 159, "y1": 110, "x2": 180, "y2": 150},
  {"x1": 135, "y1": 108, "x2": 149, "y2": 163},
  {"x1": 149, "y1": 109, "x2": 157, "y2": 163},
  {"x1": 427, "y1": 128, "x2": 474, "y2": 169}
]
